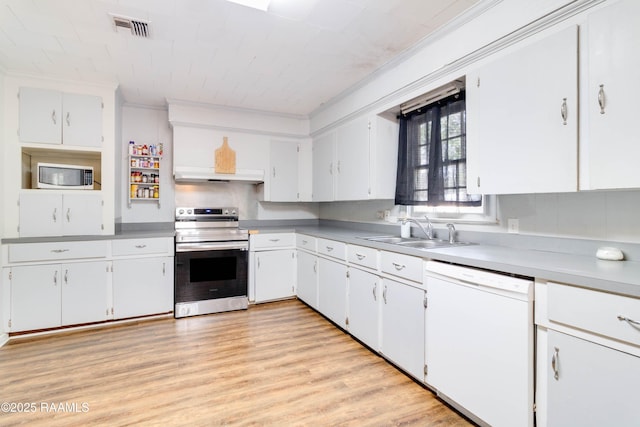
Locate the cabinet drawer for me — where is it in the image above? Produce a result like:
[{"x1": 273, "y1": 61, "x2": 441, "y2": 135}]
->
[
  {"x1": 112, "y1": 237, "x2": 171, "y2": 256},
  {"x1": 250, "y1": 233, "x2": 296, "y2": 250},
  {"x1": 347, "y1": 244, "x2": 378, "y2": 270},
  {"x1": 8, "y1": 240, "x2": 108, "y2": 263},
  {"x1": 380, "y1": 250, "x2": 423, "y2": 283},
  {"x1": 548, "y1": 282, "x2": 640, "y2": 346},
  {"x1": 317, "y1": 238, "x2": 346, "y2": 260},
  {"x1": 296, "y1": 234, "x2": 317, "y2": 251}
]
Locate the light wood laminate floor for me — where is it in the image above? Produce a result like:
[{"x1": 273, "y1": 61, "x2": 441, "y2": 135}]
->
[{"x1": 0, "y1": 299, "x2": 473, "y2": 426}]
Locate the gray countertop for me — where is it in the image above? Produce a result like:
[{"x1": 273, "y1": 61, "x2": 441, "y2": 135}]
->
[{"x1": 252, "y1": 225, "x2": 640, "y2": 298}]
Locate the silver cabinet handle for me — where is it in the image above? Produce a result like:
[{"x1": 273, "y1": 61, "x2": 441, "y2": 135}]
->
[
  {"x1": 356, "y1": 253, "x2": 366, "y2": 260},
  {"x1": 373, "y1": 282, "x2": 377, "y2": 301},
  {"x1": 329, "y1": 162, "x2": 333, "y2": 175},
  {"x1": 272, "y1": 167, "x2": 276, "y2": 178},
  {"x1": 66, "y1": 111, "x2": 71, "y2": 126},
  {"x1": 51, "y1": 249, "x2": 69, "y2": 253},
  {"x1": 51, "y1": 109, "x2": 57, "y2": 125},
  {"x1": 392, "y1": 262, "x2": 405, "y2": 271},
  {"x1": 560, "y1": 98, "x2": 568, "y2": 125},
  {"x1": 383, "y1": 284, "x2": 387, "y2": 304},
  {"x1": 53, "y1": 270, "x2": 58, "y2": 286},
  {"x1": 337, "y1": 160, "x2": 341, "y2": 173},
  {"x1": 326, "y1": 246, "x2": 333, "y2": 252},
  {"x1": 552, "y1": 347, "x2": 560, "y2": 380},
  {"x1": 52, "y1": 208, "x2": 57, "y2": 222},
  {"x1": 66, "y1": 208, "x2": 71, "y2": 223},
  {"x1": 135, "y1": 244, "x2": 147, "y2": 249},
  {"x1": 64, "y1": 269, "x2": 68, "y2": 285},
  {"x1": 302, "y1": 240, "x2": 308, "y2": 244},
  {"x1": 313, "y1": 261, "x2": 317, "y2": 273},
  {"x1": 269, "y1": 238, "x2": 280, "y2": 242},
  {"x1": 617, "y1": 315, "x2": 640, "y2": 326},
  {"x1": 162, "y1": 262, "x2": 166, "y2": 276},
  {"x1": 598, "y1": 84, "x2": 605, "y2": 114},
  {"x1": 257, "y1": 257, "x2": 260, "y2": 268}
]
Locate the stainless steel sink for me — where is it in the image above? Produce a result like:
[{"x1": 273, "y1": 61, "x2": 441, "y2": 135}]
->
[{"x1": 358, "y1": 235, "x2": 473, "y2": 249}]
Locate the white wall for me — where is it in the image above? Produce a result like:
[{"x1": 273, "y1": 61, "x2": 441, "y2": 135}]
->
[{"x1": 119, "y1": 105, "x2": 174, "y2": 224}]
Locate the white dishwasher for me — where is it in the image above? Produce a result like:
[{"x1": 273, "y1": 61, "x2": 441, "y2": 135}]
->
[{"x1": 424, "y1": 260, "x2": 534, "y2": 427}]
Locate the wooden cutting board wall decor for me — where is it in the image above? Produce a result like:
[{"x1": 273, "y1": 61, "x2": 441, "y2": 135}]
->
[{"x1": 215, "y1": 136, "x2": 236, "y2": 174}]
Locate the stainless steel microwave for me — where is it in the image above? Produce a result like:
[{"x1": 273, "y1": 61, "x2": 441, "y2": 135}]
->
[{"x1": 36, "y1": 162, "x2": 94, "y2": 189}]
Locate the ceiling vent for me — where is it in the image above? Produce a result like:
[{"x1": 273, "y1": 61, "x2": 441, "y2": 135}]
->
[{"x1": 111, "y1": 14, "x2": 151, "y2": 38}]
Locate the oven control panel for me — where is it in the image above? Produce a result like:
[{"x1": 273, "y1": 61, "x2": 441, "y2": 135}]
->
[{"x1": 175, "y1": 207, "x2": 238, "y2": 221}]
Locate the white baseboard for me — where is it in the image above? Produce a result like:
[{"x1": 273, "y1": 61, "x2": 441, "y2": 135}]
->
[{"x1": 0, "y1": 333, "x2": 9, "y2": 348}]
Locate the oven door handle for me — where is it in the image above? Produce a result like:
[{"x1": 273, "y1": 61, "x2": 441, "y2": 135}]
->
[{"x1": 176, "y1": 242, "x2": 248, "y2": 252}]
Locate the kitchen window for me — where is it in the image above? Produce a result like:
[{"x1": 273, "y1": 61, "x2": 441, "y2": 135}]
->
[{"x1": 395, "y1": 88, "x2": 491, "y2": 222}]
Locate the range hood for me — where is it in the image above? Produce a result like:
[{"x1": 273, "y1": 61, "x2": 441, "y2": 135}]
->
[{"x1": 174, "y1": 166, "x2": 264, "y2": 184}]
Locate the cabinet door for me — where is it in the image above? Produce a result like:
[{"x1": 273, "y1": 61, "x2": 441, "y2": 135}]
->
[
  {"x1": 380, "y1": 278, "x2": 425, "y2": 381},
  {"x1": 317, "y1": 257, "x2": 347, "y2": 328},
  {"x1": 61, "y1": 261, "x2": 110, "y2": 325},
  {"x1": 112, "y1": 257, "x2": 173, "y2": 319},
  {"x1": 268, "y1": 141, "x2": 299, "y2": 202},
  {"x1": 546, "y1": 330, "x2": 639, "y2": 427},
  {"x1": 348, "y1": 268, "x2": 380, "y2": 350},
  {"x1": 587, "y1": 0, "x2": 640, "y2": 189},
  {"x1": 62, "y1": 93, "x2": 103, "y2": 147},
  {"x1": 10, "y1": 265, "x2": 61, "y2": 331},
  {"x1": 19, "y1": 192, "x2": 63, "y2": 237},
  {"x1": 335, "y1": 116, "x2": 370, "y2": 200},
  {"x1": 18, "y1": 87, "x2": 62, "y2": 145},
  {"x1": 312, "y1": 131, "x2": 335, "y2": 201},
  {"x1": 254, "y1": 250, "x2": 296, "y2": 302},
  {"x1": 466, "y1": 26, "x2": 578, "y2": 194},
  {"x1": 62, "y1": 193, "x2": 103, "y2": 236},
  {"x1": 369, "y1": 115, "x2": 399, "y2": 199},
  {"x1": 296, "y1": 250, "x2": 318, "y2": 309}
]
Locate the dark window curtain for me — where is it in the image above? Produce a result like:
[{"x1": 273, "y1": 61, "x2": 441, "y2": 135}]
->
[{"x1": 395, "y1": 91, "x2": 481, "y2": 207}]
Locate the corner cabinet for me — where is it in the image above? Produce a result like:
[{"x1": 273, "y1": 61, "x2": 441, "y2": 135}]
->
[
  {"x1": 263, "y1": 140, "x2": 312, "y2": 202},
  {"x1": 466, "y1": 26, "x2": 578, "y2": 194},
  {"x1": 128, "y1": 153, "x2": 161, "y2": 207},
  {"x1": 312, "y1": 114, "x2": 398, "y2": 201}
]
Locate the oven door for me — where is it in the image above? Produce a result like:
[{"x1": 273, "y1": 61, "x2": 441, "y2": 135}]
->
[{"x1": 175, "y1": 247, "x2": 248, "y2": 304}]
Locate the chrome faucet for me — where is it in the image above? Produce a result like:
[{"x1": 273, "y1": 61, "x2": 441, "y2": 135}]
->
[
  {"x1": 446, "y1": 223, "x2": 456, "y2": 244},
  {"x1": 402, "y1": 216, "x2": 434, "y2": 240}
]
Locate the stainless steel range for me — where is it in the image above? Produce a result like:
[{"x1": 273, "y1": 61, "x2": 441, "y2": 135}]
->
[{"x1": 174, "y1": 207, "x2": 248, "y2": 318}]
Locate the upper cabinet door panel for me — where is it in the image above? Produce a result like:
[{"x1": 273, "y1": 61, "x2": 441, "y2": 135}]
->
[
  {"x1": 587, "y1": 0, "x2": 640, "y2": 190},
  {"x1": 62, "y1": 93, "x2": 103, "y2": 148},
  {"x1": 335, "y1": 115, "x2": 370, "y2": 200},
  {"x1": 19, "y1": 87, "x2": 62, "y2": 145},
  {"x1": 312, "y1": 131, "x2": 335, "y2": 201},
  {"x1": 467, "y1": 26, "x2": 578, "y2": 195},
  {"x1": 269, "y1": 140, "x2": 299, "y2": 202}
]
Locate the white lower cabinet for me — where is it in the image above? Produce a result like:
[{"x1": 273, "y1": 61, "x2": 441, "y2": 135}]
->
[
  {"x1": 7, "y1": 261, "x2": 109, "y2": 332},
  {"x1": 60, "y1": 261, "x2": 110, "y2": 325},
  {"x1": 253, "y1": 249, "x2": 296, "y2": 302},
  {"x1": 112, "y1": 257, "x2": 173, "y2": 319},
  {"x1": 380, "y1": 278, "x2": 426, "y2": 381},
  {"x1": 317, "y1": 257, "x2": 348, "y2": 328},
  {"x1": 546, "y1": 330, "x2": 639, "y2": 427},
  {"x1": 347, "y1": 267, "x2": 380, "y2": 350},
  {"x1": 296, "y1": 250, "x2": 318, "y2": 309}
]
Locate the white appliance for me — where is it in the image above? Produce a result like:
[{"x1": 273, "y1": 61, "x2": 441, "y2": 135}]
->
[
  {"x1": 424, "y1": 260, "x2": 534, "y2": 427},
  {"x1": 36, "y1": 162, "x2": 94, "y2": 189}
]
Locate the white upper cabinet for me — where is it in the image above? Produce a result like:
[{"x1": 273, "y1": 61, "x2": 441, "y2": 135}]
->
[
  {"x1": 467, "y1": 26, "x2": 578, "y2": 195},
  {"x1": 19, "y1": 87, "x2": 102, "y2": 148},
  {"x1": 312, "y1": 114, "x2": 398, "y2": 201},
  {"x1": 586, "y1": 0, "x2": 640, "y2": 190},
  {"x1": 312, "y1": 131, "x2": 336, "y2": 201},
  {"x1": 266, "y1": 140, "x2": 300, "y2": 202}
]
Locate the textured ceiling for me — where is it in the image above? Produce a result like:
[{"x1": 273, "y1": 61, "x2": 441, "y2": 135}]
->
[{"x1": 0, "y1": 0, "x2": 479, "y2": 115}]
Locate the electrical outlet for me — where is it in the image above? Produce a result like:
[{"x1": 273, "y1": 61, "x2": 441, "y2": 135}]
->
[
  {"x1": 384, "y1": 210, "x2": 391, "y2": 221},
  {"x1": 507, "y1": 218, "x2": 519, "y2": 234},
  {"x1": 376, "y1": 210, "x2": 385, "y2": 220}
]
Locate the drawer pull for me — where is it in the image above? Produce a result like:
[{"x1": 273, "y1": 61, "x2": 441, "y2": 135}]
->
[
  {"x1": 617, "y1": 315, "x2": 640, "y2": 327},
  {"x1": 383, "y1": 284, "x2": 387, "y2": 304},
  {"x1": 269, "y1": 239, "x2": 280, "y2": 242},
  {"x1": 392, "y1": 262, "x2": 406, "y2": 271},
  {"x1": 552, "y1": 347, "x2": 560, "y2": 380},
  {"x1": 51, "y1": 249, "x2": 69, "y2": 253},
  {"x1": 135, "y1": 244, "x2": 147, "y2": 249},
  {"x1": 598, "y1": 84, "x2": 606, "y2": 114},
  {"x1": 356, "y1": 253, "x2": 366, "y2": 260},
  {"x1": 373, "y1": 283, "x2": 377, "y2": 301},
  {"x1": 326, "y1": 246, "x2": 334, "y2": 252},
  {"x1": 302, "y1": 240, "x2": 308, "y2": 244}
]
